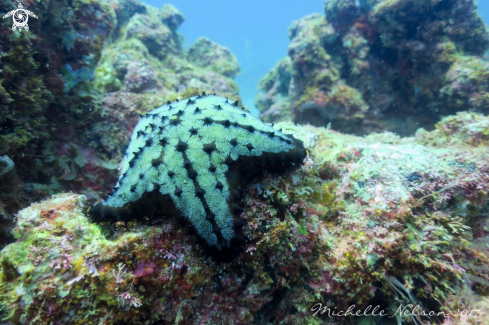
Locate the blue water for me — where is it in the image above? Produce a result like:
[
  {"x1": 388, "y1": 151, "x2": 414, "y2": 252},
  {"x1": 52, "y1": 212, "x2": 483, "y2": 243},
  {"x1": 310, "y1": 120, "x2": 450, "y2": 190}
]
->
[
  {"x1": 143, "y1": 0, "x2": 321, "y2": 115},
  {"x1": 144, "y1": 0, "x2": 489, "y2": 116},
  {"x1": 479, "y1": 2, "x2": 489, "y2": 28}
]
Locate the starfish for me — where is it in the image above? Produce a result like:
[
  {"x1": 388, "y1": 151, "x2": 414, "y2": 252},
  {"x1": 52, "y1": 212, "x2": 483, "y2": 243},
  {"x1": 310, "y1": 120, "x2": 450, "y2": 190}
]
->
[{"x1": 90, "y1": 94, "x2": 305, "y2": 250}]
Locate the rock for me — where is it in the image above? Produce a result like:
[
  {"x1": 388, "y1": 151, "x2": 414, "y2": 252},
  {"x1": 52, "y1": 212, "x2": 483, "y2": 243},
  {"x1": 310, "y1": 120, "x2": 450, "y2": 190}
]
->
[
  {"x1": 160, "y1": 4, "x2": 184, "y2": 31},
  {"x1": 187, "y1": 37, "x2": 241, "y2": 78},
  {"x1": 2, "y1": 116, "x2": 489, "y2": 323},
  {"x1": 257, "y1": 0, "x2": 489, "y2": 136}
]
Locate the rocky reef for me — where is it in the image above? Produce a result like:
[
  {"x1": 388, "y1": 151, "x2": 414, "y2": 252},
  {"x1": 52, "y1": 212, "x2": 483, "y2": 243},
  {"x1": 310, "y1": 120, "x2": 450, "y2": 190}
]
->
[
  {"x1": 187, "y1": 37, "x2": 240, "y2": 78},
  {"x1": 2, "y1": 0, "x2": 489, "y2": 323},
  {"x1": 0, "y1": 0, "x2": 116, "y2": 249},
  {"x1": 1, "y1": 113, "x2": 489, "y2": 324},
  {"x1": 256, "y1": 0, "x2": 489, "y2": 136},
  {"x1": 0, "y1": 0, "x2": 241, "y2": 249}
]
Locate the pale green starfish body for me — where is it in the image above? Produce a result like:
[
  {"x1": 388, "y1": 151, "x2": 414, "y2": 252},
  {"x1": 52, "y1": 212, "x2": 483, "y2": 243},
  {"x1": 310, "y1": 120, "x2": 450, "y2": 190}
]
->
[{"x1": 90, "y1": 94, "x2": 305, "y2": 249}]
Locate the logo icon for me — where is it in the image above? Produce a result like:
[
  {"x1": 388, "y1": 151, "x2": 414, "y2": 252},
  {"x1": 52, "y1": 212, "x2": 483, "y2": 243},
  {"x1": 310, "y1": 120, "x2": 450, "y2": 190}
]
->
[{"x1": 3, "y1": 3, "x2": 37, "y2": 31}]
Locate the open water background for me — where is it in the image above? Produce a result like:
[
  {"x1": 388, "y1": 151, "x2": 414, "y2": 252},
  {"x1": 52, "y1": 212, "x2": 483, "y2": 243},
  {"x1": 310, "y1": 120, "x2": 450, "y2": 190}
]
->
[{"x1": 144, "y1": 0, "x2": 489, "y2": 116}]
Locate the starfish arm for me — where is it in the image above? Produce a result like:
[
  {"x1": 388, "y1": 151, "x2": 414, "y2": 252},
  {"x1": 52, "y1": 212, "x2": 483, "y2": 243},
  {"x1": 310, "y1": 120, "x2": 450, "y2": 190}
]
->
[{"x1": 3, "y1": 10, "x2": 14, "y2": 18}]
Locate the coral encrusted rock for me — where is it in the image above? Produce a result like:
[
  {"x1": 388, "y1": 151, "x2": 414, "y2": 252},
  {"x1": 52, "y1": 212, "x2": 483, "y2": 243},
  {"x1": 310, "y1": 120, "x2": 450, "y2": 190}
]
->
[
  {"x1": 0, "y1": 0, "x2": 116, "y2": 249},
  {"x1": 187, "y1": 37, "x2": 241, "y2": 78},
  {"x1": 2, "y1": 113, "x2": 489, "y2": 324},
  {"x1": 90, "y1": 94, "x2": 306, "y2": 252},
  {"x1": 256, "y1": 0, "x2": 489, "y2": 136}
]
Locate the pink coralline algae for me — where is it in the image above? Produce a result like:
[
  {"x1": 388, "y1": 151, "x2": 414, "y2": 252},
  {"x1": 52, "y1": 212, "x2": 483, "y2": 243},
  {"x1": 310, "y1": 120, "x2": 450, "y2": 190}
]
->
[{"x1": 134, "y1": 262, "x2": 156, "y2": 277}]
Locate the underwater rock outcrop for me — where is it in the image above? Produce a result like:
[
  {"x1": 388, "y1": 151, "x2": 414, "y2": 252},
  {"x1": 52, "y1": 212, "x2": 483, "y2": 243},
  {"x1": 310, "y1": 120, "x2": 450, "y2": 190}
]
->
[
  {"x1": 256, "y1": 0, "x2": 489, "y2": 136},
  {"x1": 187, "y1": 37, "x2": 241, "y2": 78},
  {"x1": 1, "y1": 114, "x2": 489, "y2": 324},
  {"x1": 0, "y1": 0, "x2": 116, "y2": 249}
]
